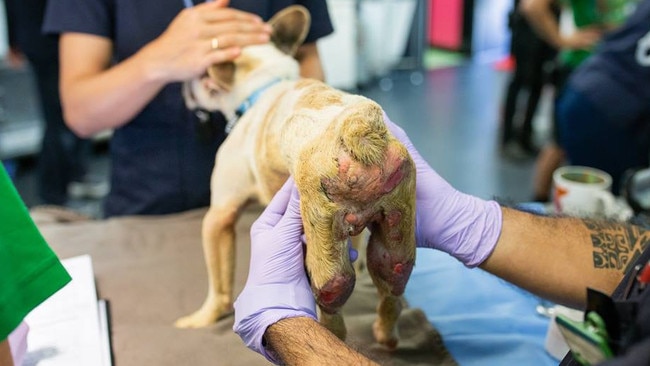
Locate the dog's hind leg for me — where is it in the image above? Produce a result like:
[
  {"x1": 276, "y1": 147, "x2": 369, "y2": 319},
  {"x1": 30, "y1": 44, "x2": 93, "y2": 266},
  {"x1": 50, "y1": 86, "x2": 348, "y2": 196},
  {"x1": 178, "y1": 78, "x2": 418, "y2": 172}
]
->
[
  {"x1": 174, "y1": 196, "x2": 248, "y2": 328},
  {"x1": 175, "y1": 147, "x2": 255, "y2": 328},
  {"x1": 174, "y1": 201, "x2": 241, "y2": 328}
]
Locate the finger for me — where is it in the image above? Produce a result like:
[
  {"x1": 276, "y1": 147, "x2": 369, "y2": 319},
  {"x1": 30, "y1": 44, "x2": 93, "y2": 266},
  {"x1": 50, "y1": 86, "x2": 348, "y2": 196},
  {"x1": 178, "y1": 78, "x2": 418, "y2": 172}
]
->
[
  {"x1": 202, "y1": 20, "x2": 272, "y2": 38},
  {"x1": 202, "y1": 30, "x2": 270, "y2": 50},
  {"x1": 347, "y1": 238, "x2": 358, "y2": 262},
  {"x1": 277, "y1": 183, "x2": 302, "y2": 227},
  {"x1": 255, "y1": 177, "x2": 295, "y2": 228},
  {"x1": 204, "y1": 47, "x2": 241, "y2": 65},
  {"x1": 199, "y1": 4, "x2": 265, "y2": 24}
]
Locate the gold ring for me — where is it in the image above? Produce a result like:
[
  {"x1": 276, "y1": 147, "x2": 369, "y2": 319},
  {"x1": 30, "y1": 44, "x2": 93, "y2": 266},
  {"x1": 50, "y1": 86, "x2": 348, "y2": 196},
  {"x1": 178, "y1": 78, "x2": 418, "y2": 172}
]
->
[{"x1": 211, "y1": 37, "x2": 220, "y2": 50}]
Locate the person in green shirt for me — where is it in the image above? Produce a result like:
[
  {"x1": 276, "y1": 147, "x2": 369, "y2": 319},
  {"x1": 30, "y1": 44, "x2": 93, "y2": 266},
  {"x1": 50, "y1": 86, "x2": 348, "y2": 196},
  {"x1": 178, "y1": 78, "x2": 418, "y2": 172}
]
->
[
  {"x1": 0, "y1": 166, "x2": 71, "y2": 365},
  {"x1": 521, "y1": 0, "x2": 637, "y2": 202}
]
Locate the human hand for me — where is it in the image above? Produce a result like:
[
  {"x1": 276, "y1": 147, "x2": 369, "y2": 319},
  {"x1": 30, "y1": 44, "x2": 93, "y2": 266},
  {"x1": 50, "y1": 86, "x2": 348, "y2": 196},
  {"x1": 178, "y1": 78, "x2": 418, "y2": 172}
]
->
[
  {"x1": 140, "y1": 0, "x2": 272, "y2": 82},
  {"x1": 561, "y1": 28, "x2": 602, "y2": 50},
  {"x1": 384, "y1": 114, "x2": 503, "y2": 267},
  {"x1": 5, "y1": 48, "x2": 26, "y2": 69},
  {"x1": 233, "y1": 177, "x2": 316, "y2": 362}
]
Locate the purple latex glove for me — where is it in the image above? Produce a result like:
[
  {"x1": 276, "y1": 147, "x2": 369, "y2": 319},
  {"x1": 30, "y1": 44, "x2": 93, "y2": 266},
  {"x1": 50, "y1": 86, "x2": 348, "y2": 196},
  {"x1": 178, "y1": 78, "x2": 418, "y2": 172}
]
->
[
  {"x1": 9, "y1": 322, "x2": 28, "y2": 366},
  {"x1": 384, "y1": 113, "x2": 503, "y2": 267},
  {"x1": 233, "y1": 177, "x2": 317, "y2": 363}
]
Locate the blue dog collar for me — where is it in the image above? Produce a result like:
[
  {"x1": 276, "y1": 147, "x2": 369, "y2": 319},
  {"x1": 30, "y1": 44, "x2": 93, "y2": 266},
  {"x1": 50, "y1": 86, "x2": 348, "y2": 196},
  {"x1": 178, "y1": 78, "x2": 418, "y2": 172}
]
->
[{"x1": 226, "y1": 78, "x2": 284, "y2": 133}]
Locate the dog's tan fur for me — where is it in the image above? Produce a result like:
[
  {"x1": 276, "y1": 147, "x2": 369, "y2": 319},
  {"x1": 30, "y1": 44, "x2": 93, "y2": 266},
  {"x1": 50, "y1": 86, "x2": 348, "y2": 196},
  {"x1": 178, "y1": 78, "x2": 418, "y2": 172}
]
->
[{"x1": 176, "y1": 6, "x2": 416, "y2": 348}]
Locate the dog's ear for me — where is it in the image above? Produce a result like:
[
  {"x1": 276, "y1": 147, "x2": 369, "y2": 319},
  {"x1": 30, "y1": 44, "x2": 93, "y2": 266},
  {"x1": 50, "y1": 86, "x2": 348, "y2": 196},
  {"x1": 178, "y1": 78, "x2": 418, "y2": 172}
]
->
[
  {"x1": 268, "y1": 5, "x2": 311, "y2": 56},
  {"x1": 207, "y1": 62, "x2": 235, "y2": 91}
]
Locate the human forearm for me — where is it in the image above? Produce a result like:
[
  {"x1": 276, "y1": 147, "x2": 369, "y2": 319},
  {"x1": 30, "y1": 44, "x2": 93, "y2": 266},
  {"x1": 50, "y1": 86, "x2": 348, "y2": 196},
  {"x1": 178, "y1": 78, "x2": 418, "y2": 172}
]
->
[
  {"x1": 60, "y1": 36, "x2": 168, "y2": 137},
  {"x1": 296, "y1": 43, "x2": 325, "y2": 81},
  {"x1": 481, "y1": 207, "x2": 649, "y2": 308},
  {"x1": 265, "y1": 317, "x2": 378, "y2": 366},
  {"x1": 58, "y1": 1, "x2": 271, "y2": 137},
  {"x1": 521, "y1": 0, "x2": 564, "y2": 49},
  {"x1": 0, "y1": 339, "x2": 14, "y2": 366}
]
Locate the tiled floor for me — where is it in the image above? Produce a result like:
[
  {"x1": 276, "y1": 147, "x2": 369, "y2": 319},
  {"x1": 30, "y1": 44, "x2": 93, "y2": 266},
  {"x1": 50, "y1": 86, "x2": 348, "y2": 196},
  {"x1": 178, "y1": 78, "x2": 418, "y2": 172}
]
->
[{"x1": 9, "y1": 59, "x2": 552, "y2": 218}]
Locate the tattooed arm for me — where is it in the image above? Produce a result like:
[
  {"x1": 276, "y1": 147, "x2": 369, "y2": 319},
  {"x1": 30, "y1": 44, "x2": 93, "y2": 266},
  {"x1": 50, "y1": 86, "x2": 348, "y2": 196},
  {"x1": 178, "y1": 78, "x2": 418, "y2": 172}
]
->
[
  {"x1": 480, "y1": 207, "x2": 650, "y2": 308},
  {"x1": 0, "y1": 340, "x2": 14, "y2": 366}
]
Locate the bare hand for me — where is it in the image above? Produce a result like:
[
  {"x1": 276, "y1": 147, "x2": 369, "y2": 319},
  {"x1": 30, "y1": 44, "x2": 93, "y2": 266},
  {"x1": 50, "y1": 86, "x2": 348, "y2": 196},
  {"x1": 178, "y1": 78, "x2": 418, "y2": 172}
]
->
[
  {"x1": 562, "y1": 27, "x2": 603, "y2": 50},
  {"x1": 139, "y1": 0, "x2": 272, "y2": 82},
  {"x1": 6, "y1": 48, "x2": 26, "y2": 69}
]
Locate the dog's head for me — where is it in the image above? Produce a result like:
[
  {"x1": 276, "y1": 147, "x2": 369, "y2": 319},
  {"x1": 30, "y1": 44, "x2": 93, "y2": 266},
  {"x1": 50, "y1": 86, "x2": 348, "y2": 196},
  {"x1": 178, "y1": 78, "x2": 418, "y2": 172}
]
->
[{"x1": 183, "y1": 5, "x2": 311, "y2": 117}]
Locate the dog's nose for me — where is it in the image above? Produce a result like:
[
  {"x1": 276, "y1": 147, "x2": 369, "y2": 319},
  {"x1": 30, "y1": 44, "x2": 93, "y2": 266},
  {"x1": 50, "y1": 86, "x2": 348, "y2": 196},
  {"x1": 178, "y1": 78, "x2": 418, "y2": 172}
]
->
[{"x1": 316, "y1": 273, "x2": 355, "y2": 313}]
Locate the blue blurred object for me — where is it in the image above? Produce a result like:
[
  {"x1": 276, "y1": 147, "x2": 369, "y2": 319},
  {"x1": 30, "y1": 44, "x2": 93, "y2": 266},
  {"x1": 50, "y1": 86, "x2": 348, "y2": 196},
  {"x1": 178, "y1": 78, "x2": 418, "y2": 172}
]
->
[
  {"x1": 2, "y1": 159, "x2": 17, "y2": 181},
  {"x1": 515, "y1": 201, "x2": 549, "y2": 215},
  {"x1": 404, "y1": 249, "x2": 558, "y2": 366}
]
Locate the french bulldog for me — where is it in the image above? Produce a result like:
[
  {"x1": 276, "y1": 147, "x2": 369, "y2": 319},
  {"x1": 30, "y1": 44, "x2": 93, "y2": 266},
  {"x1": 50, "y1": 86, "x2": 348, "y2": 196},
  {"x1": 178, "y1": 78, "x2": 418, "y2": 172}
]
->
[{"x1": 176, "y1": 5, "x2": 416, "y2": 349}]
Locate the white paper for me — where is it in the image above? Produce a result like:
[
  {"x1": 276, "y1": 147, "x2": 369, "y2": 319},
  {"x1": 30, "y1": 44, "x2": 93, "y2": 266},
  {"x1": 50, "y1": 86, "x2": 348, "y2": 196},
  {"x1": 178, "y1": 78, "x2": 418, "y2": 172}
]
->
[{"x1": 24, "y1": 255, "x2": 110, "y2": 366}]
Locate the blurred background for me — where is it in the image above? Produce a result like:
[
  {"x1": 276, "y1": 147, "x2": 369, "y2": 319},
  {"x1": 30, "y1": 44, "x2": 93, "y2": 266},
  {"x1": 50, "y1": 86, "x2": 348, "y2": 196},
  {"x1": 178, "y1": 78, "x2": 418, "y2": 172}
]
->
[{"x1": 0, "y1": 0, "x2": 548, "y2": 217}]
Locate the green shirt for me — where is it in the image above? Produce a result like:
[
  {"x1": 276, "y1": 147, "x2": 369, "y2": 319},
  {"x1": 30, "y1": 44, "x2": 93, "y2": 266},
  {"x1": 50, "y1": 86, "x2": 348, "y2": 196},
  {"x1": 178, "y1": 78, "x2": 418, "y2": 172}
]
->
[
  {"x1": 0, "y1": 166, "x2": 71, "y2": 340},
  {"x1": 561, "y1": 0, "x2": 638, "y2": 67}
]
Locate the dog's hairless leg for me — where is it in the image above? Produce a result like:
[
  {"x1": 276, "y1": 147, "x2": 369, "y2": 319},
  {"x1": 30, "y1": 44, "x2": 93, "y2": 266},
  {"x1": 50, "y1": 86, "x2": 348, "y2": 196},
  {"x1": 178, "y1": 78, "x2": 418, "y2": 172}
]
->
[{"x1": 365, "y1": 192, "x2": 416, "y2": 349}]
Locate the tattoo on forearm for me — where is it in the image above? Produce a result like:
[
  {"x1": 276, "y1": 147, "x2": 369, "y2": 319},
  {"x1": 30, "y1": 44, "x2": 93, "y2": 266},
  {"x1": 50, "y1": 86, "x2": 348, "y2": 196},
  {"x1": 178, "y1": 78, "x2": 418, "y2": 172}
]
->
[{"x1": 585, "y1": 220, "x2": 650, "y2": 272}]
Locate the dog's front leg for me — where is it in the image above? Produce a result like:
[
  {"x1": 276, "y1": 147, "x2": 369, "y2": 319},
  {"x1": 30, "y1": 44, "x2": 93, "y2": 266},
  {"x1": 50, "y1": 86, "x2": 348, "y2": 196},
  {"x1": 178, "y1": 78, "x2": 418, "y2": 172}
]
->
[
  {"x1": 175, "y1": 205, "x2": 237, "y2": 328},
  {"x1": 317, "y1": 308, "x2": 347, "y2": 341},
  {"x1": 301, "y1": 199, "x2": 356, "y2": 341}
]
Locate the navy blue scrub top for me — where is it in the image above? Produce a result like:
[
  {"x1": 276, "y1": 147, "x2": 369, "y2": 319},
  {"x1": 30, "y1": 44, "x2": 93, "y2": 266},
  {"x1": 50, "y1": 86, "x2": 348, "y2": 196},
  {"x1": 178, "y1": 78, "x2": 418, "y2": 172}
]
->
[
  {"x1": 568, "y1": 0, "x2": 650, "y2": 126},
  {"x1": 43, "y1": 0, "x2": 333, "y2": 217}
]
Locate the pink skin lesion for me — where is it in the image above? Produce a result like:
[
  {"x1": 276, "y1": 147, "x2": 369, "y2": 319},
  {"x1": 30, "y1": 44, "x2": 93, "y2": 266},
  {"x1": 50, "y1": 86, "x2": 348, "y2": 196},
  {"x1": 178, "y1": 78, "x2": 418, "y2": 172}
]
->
[
  {"x1": 321, "y1": 144, "x2": 409, "y2": 204},
  {"x1": 366, "y1": 241, "x2": 414, "y2": 296},
  {"x1": 382, "y1": 166, "x2": 405, "y2": 194},
  {"x1": 365, "y1": 213, "x2": 414, "y2": 296},
  {"x1": 317, "y1": 273, "x2": 356, "y2": 314},
  {"x1": 313, "y1": 143, "x2": 412, "y2": 311}
]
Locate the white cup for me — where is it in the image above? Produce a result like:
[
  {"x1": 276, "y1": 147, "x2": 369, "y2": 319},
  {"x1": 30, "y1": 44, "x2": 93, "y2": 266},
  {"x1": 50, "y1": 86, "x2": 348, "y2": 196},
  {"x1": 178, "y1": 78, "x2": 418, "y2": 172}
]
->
[{"x1": 553, "y1": 166, "x2": 617, "y2": 218}]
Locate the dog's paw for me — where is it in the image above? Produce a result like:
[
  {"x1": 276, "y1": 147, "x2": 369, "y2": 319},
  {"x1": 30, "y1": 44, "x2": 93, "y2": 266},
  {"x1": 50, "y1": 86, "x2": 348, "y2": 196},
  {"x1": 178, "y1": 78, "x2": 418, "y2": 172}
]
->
[
  {"x1": 372, "y1": 318, "x2": 399, "y2": 350},
  {"x1": 174, "y1": 305, "x2": 234, "y2": 329}
]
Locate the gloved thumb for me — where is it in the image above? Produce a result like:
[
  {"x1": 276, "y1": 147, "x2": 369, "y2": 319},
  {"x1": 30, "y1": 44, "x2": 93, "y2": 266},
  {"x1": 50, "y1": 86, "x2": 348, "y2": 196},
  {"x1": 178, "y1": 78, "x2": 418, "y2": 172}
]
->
[{"x1": 253, "y1": 177, "x2": 296, "y2": 231}]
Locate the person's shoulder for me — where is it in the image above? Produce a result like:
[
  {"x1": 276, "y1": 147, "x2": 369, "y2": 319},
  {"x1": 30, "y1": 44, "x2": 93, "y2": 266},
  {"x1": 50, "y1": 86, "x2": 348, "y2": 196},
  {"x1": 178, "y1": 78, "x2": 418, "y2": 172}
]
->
[
  {"x1": 291, "y1": 0, "x2": 333, "y2": 41},
  {"x1": 43, "y1": 0, "x2": 114, "y2": 37}
]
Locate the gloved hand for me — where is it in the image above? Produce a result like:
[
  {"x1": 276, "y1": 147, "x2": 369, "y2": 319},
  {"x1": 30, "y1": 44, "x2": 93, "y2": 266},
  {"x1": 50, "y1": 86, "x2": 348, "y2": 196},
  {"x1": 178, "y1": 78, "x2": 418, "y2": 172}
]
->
[
  {"x1": 384, "y1": 113, "x2": 503, "y2": 267},
  {"x1": 233, "y1": 177, "x2": 317, "y2": 363}
]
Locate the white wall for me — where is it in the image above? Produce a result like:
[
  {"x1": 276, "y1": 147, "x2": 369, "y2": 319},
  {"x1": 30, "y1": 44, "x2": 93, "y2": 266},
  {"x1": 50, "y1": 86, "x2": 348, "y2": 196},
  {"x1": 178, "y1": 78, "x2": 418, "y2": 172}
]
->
[
  {"x1": 319, "y1": 0, "x2": 418, "y2": 90},
  {"x1": 319, "y1": 0, "x2": 358, "y2": 90}
]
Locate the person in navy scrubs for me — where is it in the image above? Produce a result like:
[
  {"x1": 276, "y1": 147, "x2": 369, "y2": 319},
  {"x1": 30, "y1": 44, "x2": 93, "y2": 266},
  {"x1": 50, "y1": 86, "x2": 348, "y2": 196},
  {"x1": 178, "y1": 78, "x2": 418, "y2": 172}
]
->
[{"x1": 43, "y1": 0, "x2": 333, "y2": 217}]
